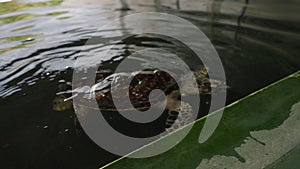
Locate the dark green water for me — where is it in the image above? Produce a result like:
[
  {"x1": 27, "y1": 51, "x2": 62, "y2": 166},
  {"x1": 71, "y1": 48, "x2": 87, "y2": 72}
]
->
[{"x1": 0, "y1": 0, "x2": 299, "y2": 168}]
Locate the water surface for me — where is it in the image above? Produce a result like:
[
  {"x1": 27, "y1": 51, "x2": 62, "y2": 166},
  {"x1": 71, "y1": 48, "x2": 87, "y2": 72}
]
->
[{"x1": 0, "y1": 0, "x2": 299, "y2": 168}]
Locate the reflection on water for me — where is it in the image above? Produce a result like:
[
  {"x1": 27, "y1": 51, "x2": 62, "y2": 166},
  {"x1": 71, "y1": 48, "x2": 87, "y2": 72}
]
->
[{"x1": 0, "y1": 0, "x2": 299, "y2": 168}]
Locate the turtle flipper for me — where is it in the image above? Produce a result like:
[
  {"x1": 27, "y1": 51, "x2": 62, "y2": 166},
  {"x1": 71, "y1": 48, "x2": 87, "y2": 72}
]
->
[{"x1": 164, "y1": 101, "x2": 194, "y2": 133}]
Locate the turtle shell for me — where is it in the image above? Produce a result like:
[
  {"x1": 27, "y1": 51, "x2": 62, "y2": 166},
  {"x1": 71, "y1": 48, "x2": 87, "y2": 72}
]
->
[{"x1": 94, "y1": 69, "x2": 179, "y2": 111}]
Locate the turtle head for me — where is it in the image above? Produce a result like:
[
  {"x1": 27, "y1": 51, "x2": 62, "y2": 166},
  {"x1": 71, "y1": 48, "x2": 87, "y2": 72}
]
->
[{"x1": 180, "y1": 68, "x2": 228, "y2": 95}]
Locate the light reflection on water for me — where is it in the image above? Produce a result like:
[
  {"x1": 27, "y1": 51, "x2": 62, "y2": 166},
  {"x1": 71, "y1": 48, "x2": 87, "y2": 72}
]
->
[{"x1": 0, "y1": 0, "x2": 299, "y2": 168}]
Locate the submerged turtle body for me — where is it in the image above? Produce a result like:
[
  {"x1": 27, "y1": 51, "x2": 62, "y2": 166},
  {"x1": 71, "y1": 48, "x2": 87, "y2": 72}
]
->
[
  {"x1": 93, "y1": 69, "x2": 180, "y2": 111},
  {"x1": 53, "y1": 67, "x2": 219, "y2": 132}
]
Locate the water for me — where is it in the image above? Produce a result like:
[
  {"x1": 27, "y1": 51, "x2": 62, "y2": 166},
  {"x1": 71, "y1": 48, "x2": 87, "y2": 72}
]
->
[{"x1": 0, "y1": 0, "x2": 299, "y2": 168}]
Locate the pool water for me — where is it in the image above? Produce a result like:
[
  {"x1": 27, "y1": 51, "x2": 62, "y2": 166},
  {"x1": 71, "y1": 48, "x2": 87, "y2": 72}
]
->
[{"x1": 0, "y1": 0, "x2": 299, "y2": 168}]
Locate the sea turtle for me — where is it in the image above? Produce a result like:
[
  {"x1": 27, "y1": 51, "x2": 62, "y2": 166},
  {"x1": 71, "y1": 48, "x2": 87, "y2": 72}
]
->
[{"x1": 53, "y1": 68, "x2": 225, "y2": 133}]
